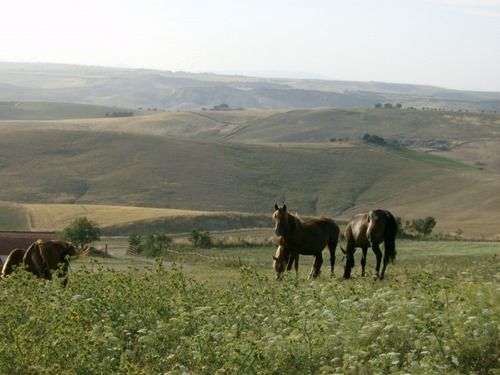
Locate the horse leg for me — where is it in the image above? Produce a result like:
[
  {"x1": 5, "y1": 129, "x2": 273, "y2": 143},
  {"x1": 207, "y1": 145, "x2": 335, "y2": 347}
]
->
[
  {"x1": 294, "y1": 254, "x2": 299, "y2": 278},
  {"x1": 342, "y1": 246, "x2": 355, "y2": 279},
  {"x1": 309, "y1": 253, "x2": 323, "y2": 279},
  {"x1": 286, "y1": 251, "x2": 294, "y2": 272},
  {"x1": 380, "y1": 247, "x2": 390, "y2": 280},
  {"x1": 372, "y1": 242, "x2": 383, "y2": 280},
  {"x1": 361, "y1": 247, "x2": 368, "y2": 276},
  {"x1": 328, "y1": 240, "x2": 337, "y2": 277}
]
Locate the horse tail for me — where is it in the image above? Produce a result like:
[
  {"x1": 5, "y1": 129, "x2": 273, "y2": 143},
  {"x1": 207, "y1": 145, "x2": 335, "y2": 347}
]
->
[
  {"x1": 327, "y1": 220, "x2": 340, "y2": 252},
  {"x1": 384, "y1": 211, "x2": 398, "y2": 263}
]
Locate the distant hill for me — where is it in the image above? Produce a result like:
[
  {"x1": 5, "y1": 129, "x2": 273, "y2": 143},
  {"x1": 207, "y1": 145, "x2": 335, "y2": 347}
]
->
[
  {"x1": 1, "y1": 128, "x2": 499, "y2": 237},
  {"x1": 0, "y1": 101, "x2": 133, "y2": 120},
  {"x1": 1, "y1": 62, "x2": 499, "y2": 111}
]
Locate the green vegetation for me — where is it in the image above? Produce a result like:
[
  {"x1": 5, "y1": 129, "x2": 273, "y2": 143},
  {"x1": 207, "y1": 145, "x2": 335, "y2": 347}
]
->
[
  {"x1": 0, "y1": 203, "x2": 28, "y2": 231},
  {"x1": 398, "y1": 216, "x2": 437, "y2": 238},
  {"x1": 0, "y1": 240, "x2": 498, "y2": 374},
  {"x1": 0, "y1": 101, "x2": 133, "y2": 120},
  {"x1": 388, "y1": 147, "x2": 474, "y2": 171},
  {"x1": 128, "y1": 233, "x2": 173, "y2": 257},
  {"x1": 188, "y1": 230, "x2": 213, "y2": 248},
  {"x1": 62, "y1": 217, "x2": 101, "y2": 249}
]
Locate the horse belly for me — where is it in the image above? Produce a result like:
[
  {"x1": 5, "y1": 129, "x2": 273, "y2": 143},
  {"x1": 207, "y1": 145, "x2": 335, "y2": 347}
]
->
[
  {"x1": 352, "y1": 224, "x2": 371, "y2": 248},
  {"x1": 299, "y1": 227, "x2": 329, "y2": 255}
]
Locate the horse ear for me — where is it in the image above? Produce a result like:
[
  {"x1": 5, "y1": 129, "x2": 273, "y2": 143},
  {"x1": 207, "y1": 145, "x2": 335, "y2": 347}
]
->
[
  {"x1": 283, "y1": 204, "x2": 287, "y2": 211},
  {"x1": 274, "y1": 203, "x2": 279, "y2": 210}
]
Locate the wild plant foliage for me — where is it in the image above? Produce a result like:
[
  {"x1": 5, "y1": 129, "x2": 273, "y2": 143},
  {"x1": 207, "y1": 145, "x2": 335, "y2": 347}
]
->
[{"x1": 0, "y1": 257, "x2": 498, "y2": 374}]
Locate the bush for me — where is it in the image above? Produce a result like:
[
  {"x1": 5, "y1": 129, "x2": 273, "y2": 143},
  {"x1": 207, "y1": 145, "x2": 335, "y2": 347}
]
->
[
  {"x1": 188, "y1": 230, "x2": 213, "y2": 248},
  {"x1": 397, "y1": 216, "x2": 437, "y2": 238},
  {"x1": 127, "y1": 233, "x2": 172, "y2": 256},
  {"x1": 0, "y1": 264, "x2": 498, "y2": 374}
]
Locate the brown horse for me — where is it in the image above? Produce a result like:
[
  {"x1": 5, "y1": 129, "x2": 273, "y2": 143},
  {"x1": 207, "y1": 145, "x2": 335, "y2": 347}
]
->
[
  {"x1": 272, "y1": 204, "x2": 340, "y2": 279},
  {"x1": 1, "y1": 248, "x2": 26, "y2": 278},
  {"x1": 342, "y1": 209, "x2": 397, "y2": 280},
  {"x1": 23, "y1": 240, "x2": 77, "y2": 286}
]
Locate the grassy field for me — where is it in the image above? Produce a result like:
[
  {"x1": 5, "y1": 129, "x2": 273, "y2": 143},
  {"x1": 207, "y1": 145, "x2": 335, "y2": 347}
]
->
[
  {"x1": 2, "y1": 107, "x2": 499, "y2": 144},
  {"x1": 0, "y1": 101, "x2": 133, "y2": 120},
  {"x1": 1, "y1": 128, "x2": 499, "y2": 237},
  {"x1": 0, "y1": 239, "x2": 498, "y2": 374},
  {"x1": 0, "y1": 202, "x2": 28, "y2": 230},
  {"x1": 79, "y1": 238, "x2": 500, "y2": 282},
  {"x1": 1, "y1": 105, "x2": 500, "y2": 237},
  {"x1": 19, "y1": 203, "x2": 266, "y2": 233}
]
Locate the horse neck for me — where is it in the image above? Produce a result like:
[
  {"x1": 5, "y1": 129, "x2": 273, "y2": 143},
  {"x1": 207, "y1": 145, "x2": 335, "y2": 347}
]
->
[{"x1": 282, "y1": 213, "x2": 302, "y2": 239}]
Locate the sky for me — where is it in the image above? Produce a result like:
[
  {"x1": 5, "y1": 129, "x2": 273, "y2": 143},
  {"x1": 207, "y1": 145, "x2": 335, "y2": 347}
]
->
[{"x1": 1, "y1": 0, "x2": 500, "y2": 91}]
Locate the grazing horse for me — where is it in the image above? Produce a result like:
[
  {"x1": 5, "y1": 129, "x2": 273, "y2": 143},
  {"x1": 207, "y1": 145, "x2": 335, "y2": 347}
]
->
[
  {"x1": 273, "y1": 244, "x2": 299, "y2": 280},
  {"x1": 1, "y1": 248, "x2": 26, "y2": 278},
  {"x1": 23, "y1": 240, "x2": 77, "y2": 286},
  {"x1": 342, "y1": 209, "x2": 398, "y2": 280},
  {"x1": 272, "y1": 204, "x2": 340, "y2": 279}
]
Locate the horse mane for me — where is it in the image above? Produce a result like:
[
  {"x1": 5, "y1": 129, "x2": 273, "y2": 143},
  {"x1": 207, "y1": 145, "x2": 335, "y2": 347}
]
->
[{"x1": 287, "y1": 211, "x2": 303, "y2": 232}]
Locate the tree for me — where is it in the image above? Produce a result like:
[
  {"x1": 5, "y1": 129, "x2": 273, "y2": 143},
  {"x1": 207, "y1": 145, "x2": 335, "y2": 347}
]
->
[
  {"x1": 143, "y1": 233, "x2": 172, "y2": 256},
  {"x1": 128, "y1": 234, "x2": 143, "y2": 254},
  {"x1": 411, "y1": 216, "x2": 437, "y2": 236},
  {"x1": 62, "y1": 217, "x2": 101, "y2": 249},
  {"x1": 189, "y1": 230, "x2": 213, "y2": 248}
]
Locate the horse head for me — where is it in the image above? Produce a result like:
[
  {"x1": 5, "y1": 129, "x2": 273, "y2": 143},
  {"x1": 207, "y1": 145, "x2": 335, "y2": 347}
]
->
[
  {"x1": 272, "y1": 245, "x2": 287, "y2": 280},
  {"x1": 273, "y1": 204, "x2": 294, "y2": 237}
]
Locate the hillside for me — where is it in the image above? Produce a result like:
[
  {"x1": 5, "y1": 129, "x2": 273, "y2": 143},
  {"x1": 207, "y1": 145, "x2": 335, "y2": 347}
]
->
[
  {"x1": 2, "y1": 106, "x2": 499, "y2": 171},
  {"x1": 0, "y1": 101, "x2": 133, "y2": 120},
  {"x1": 0, "y1": 202, "x2": 269, "y2": 234},
  {"x1": 0, "y1": 128, "x2": 499, "y2": 237},
  {"x1": 1, "y1": 62, "x2": 499, "y2": 111}
]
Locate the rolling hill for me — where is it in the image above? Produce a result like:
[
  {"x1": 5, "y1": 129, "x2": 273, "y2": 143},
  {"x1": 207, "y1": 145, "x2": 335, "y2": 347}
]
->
[
  {"x1": 0, "y1": 101, "x2": 133, "y2": 120},
  {"x1": 1, "y1": 62, "x2": 500, "y2": 111},
  {"x1": 0, "y1": 127, "x2": 499, "y2": 237},
  {"x1": 2, "y1": 106, "x2": 499, "y2": 172}
]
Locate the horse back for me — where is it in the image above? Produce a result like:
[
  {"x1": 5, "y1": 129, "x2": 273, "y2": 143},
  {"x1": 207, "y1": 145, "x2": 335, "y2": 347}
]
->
[
  {"x1": 287, "y1": 217, "x2": 338, "y2": 254},
  {"x1": 303, "y1": 217, "x2": 338, "y2": 239},
  {"x1": 1, "y1": 248, "x2": 26, "y2": 277},
  {"x1": 346, "y1": 213, "x2": 371, "y2": 248},
  {"x1": 367, "y1": 209, "x2": 392, "y2": 243}
]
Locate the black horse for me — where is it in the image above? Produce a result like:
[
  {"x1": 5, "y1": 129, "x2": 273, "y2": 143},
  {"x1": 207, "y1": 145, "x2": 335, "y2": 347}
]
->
[
  {"x1": 342, "y1": 209, "x2": 398, "y2": 280},
  {"x1": 272, "y1": 204, "x2": 339, "y2": 279}
]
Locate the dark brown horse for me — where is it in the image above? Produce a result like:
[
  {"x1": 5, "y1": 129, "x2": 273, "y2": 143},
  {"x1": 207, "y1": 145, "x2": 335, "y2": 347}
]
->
[
  {"x1": 23, "y1": 240, "x2": 77, "y2": 285},
  {"x1": 342, "y1": 209, "x2": 397, "y2": 280},
  {"x1": 1, "y1": 248, "x2": 26, "y2": 278},
  {"x1": 272, "y1": 204, "x2": 340, "y2": 279}
]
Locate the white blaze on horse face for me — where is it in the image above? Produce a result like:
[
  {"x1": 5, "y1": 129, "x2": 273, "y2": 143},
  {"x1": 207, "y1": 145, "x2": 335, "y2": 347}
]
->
[
  {"x1": 273, "y1": 245, "x2": 286, "y2": 276},
  {"x1": 273, "y1": 210, "x2": 281, "y2": 236},
  {"x1": 273, "y1": 209, "x2": 288, "y2": 236}
]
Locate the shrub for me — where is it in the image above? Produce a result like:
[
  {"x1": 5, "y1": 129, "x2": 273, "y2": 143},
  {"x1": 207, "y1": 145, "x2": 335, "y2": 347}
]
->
[{"x1": 188, "y1": 230, "x2": 213, "y2": 248}]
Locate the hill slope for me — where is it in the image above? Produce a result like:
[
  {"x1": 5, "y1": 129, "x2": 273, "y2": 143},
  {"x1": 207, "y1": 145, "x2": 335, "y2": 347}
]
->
[
  {"x1": 0, "y1": 101, "x2": 133, "y2": 120},
  {"x1": 1, "y1": 62, "x2": 499, "y2": 111},
  {"x1": 1, "y1": 129, "x2": 499, "y2": 237},
  {"x1": 3, "y1": 107, "x2": 499, "y2": 171}
]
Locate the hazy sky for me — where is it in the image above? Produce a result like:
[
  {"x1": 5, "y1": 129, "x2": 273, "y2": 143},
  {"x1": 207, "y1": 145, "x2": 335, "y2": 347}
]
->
[{"x1": 1, "y1": 0, "x2": 500, "y2": 91}]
